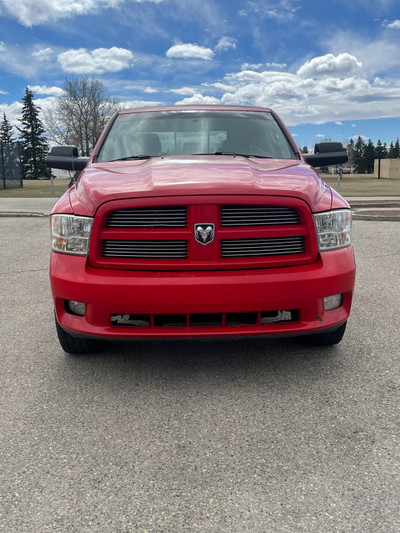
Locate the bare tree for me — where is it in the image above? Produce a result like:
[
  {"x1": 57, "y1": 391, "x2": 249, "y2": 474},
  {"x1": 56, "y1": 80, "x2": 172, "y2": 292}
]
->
[{"x1": 45, "y1": 76, "x2": 119, "y2": 156}]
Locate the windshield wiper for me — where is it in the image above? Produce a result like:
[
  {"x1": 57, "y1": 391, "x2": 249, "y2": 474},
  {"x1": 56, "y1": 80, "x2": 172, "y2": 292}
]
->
[{"x1": 108, "y1": 154, "x2": 153, "y2": 162}]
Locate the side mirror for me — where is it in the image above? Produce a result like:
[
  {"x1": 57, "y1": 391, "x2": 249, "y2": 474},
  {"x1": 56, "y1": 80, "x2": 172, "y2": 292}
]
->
[
  {"x1": 46, "y1": 146, "x2": 90, "y2": 171},
  {"x1": 303, "y1": 141, "x2": 348, "y2": 168}
]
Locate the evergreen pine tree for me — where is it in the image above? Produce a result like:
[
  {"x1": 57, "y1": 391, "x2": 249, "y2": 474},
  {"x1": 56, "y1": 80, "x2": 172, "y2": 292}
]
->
[
  {"x1": 17, "y1": 87, "x2": 51, "y2": 179},
  {"x1": 346, "y1": 138, "x2": 355, "y2": 170},
  {"x1": 0, "y1": 112, "x2": 15, "y2": 144},
  {"x1": 353, "y1": 136, "x2": 366, "y2": 173},
  {"x1": 364, "y1": 139, "x2": 375, "y2": 174},
  {"x1": 375, "y1": 139, "x2": 387, "y2": 161},
  {"x1": 394, "y1": 138, "x2": 400, "y2": 158}
]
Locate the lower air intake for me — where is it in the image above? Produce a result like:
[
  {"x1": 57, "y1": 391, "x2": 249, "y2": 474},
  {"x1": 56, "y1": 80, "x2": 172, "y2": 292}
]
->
[{"x1": 111, "y1": 310, "x2": 299, "y2": 327}]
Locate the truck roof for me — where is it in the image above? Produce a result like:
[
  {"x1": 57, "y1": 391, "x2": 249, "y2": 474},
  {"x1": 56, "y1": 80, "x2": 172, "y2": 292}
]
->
[{"x1": 118, "y1": 105, "x2": 274, "y2": 115}]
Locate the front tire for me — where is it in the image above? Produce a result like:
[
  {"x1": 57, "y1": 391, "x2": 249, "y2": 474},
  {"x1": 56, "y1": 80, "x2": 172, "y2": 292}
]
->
[
  {"x1": 55, "y1": 318, "x2": 101, "y2": 354},
  {"x1": 302, "y1": 321, "x2": 347, "y2": 346}
]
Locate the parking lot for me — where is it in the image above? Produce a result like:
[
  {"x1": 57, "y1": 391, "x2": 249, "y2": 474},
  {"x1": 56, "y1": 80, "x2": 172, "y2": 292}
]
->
[{"x1": 0, "y1": 217, "x2": 399, "y2": 532}]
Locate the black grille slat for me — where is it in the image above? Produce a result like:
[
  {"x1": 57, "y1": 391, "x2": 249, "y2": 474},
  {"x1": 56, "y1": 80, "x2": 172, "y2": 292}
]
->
[
  {"x1": 106, "y1": 207, "x2": 187, "y2": 228},
  {"x1": 102, "y1": 240, "x2": 187, "y2": 258},
  {"x1": 222, "y1": 206, "x2": 300, "y2": 226},
  {"x1": 222, "y1": 237, "x2": 305, "y2": 257}
]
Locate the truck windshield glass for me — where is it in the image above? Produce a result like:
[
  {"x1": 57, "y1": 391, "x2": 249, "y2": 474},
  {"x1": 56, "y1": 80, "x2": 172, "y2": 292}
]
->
[{"x1": 96, "y1": 111, "x2": 298, "y2": 162}]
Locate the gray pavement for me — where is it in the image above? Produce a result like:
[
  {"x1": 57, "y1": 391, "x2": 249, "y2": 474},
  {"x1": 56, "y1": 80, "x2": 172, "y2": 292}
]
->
[
  {"x1": 0, "y1": 217, "x2": 399, "y2": 532},
  {"x1": 0, "y1": 198, "x2": 58, "y2": 216}
]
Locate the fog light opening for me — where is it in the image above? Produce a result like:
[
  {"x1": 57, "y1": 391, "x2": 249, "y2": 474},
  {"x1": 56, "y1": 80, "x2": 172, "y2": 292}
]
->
[
  {"x1": 66, "y1": 300, "x2": 86, "y2": 316},
  {"x1": 323, "y1": 294, "x2": 343, "y2": 311}
]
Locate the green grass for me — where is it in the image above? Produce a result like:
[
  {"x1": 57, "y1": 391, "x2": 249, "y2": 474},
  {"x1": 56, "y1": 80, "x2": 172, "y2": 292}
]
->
[
  {"x1": 322, "y1": 174, "x2": 400, "y2": 197},
  {"x1": 0, "y1": 178, "x2": 71, "y2": 198},
  {"x1": 1, "y1": 174, "x2": 400, "y2": 198}
]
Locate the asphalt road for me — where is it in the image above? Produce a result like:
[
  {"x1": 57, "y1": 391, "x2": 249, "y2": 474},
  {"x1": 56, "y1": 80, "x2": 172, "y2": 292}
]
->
[{"x1": 0, "y1": 218, "x2": 399, "y2": 532}]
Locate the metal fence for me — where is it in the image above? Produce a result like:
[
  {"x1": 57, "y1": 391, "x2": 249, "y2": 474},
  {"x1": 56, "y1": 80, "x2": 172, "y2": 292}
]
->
[{"x1": 1, "y1": 142, "x2": 23, "y2": 189}]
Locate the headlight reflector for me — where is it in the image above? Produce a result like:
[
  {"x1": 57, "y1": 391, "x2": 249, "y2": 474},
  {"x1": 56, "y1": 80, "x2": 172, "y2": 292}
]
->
[
  {"x1": 51, "y1": 214, "x2": 93, "y2": 255},
  {"x1": 313, "y1": 209, "x2": 352, "y2": 251}
]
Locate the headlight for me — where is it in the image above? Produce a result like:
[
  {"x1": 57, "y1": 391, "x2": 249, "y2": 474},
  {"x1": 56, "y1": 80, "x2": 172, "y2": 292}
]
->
[
  {"x1": 51, "y1": 214, "x2": 93, "y2": 255},
  {"x1": 313, "y1": 209, "x2": 352, "y2": 251}
]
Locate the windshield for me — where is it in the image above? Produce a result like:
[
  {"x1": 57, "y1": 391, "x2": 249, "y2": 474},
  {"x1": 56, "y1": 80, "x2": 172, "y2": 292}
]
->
[{"x1": 96, "y1": 110, "x2": 298, "y2": 162}]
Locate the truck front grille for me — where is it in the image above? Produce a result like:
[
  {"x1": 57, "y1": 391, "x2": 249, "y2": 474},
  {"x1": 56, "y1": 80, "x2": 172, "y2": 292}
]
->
[
  {"x1": 221, "y1": 236, "x2": 305, "y2": 257},
  {"x1": 92, "y1": 197, "x2": 317, "y2": 270},
  {"x1": 106, "y1": 206, "x2": 187, "y2": 228},
  {"x1": 221, "y1": 205, "x2": 300, "y2": 226},
  {"x1": 102, "y1": 240, "x2": 187, "y2": 258}
]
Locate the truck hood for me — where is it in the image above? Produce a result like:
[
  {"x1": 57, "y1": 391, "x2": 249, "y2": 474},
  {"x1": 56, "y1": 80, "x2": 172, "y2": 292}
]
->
[{"x1": 66, "y1": 155, "x2": 333, "y2": 216}]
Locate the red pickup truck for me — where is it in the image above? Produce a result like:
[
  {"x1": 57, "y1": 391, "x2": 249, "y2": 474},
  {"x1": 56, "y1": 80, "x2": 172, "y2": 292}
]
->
[{"x1": 46, "y1": 105, "x2": 355, "y2": 354}]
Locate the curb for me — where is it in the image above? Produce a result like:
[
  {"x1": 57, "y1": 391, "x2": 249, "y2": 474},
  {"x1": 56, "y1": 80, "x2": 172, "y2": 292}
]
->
[
  {"x1": 0, "y1": 212, "x2": 47, "y2": 217},
  {"x1": 352, "y1": 213, "x2": 400, "y2": 221}
]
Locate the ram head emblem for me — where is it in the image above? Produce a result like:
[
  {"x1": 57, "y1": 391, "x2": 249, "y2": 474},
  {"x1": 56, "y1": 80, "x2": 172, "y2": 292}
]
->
[{"x1": 194, "y1": 223, "x2": 215, "y2": 245}]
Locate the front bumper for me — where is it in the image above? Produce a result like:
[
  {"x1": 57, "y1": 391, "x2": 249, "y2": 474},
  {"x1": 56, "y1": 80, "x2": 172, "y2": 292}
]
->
[{"x1": 51, "y1": 247, "x2": 355, "y2": 339}]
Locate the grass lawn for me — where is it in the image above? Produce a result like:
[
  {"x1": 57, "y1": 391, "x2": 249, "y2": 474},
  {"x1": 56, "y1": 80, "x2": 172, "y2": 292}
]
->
[
  {"x1": 1, "y1": 174, "x2": 400, "y2": 198},
  {"x1": 322, "y1": 174, "x2": 400, "y2": 197},
  {"x1": 0, "y1": 178, "x2": 71, "y2": 198}
]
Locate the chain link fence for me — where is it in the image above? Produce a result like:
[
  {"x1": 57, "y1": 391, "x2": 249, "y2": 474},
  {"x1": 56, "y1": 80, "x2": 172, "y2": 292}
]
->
[{"x1": 1, "y1": 142, "x2": 23, "y2": 189}]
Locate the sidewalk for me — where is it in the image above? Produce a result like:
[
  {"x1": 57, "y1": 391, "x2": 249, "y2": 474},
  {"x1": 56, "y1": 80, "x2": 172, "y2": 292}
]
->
[
  {"x1": 0, "y1": 198, "x2": 58, "y2": 217},
  {"x1": 346, "y1": 196, "x2": 400, "y2": 221},
  {"x1": 0, "y1": 197, "x2": 399, "y2": 220}
]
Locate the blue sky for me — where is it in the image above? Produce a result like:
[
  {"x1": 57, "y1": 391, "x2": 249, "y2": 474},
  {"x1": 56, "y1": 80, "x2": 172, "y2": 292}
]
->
[{"x1": 1, "y1": 0, "x2": 400, "y2": 148}]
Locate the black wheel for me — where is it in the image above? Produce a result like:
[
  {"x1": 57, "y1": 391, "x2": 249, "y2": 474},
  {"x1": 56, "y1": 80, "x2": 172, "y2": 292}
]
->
[
  {"x1": 55, "y1": 318, "x2": 101, "y2": 354},
  {"x1": 301, "y1": 321, "x2": 347, "y2": 346}
]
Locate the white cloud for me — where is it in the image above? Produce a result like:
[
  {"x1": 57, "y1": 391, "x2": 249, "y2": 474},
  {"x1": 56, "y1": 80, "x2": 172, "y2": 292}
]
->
[
  {"x1": 324, "y1": 32, "x2": 400, "y2": 77},
  {"x1": 297, "y1": 53, "x2": 362, "y2": 77},
  {"x1": 0, "y1": 42, "x2": 48, "y2": 77},
  {"x1": 166, "y1": 43, "x2": 214, "y2": 61},
  {"x1": 266, "y1": 62, "x2": 287, "y2": 69},
  {"x1": 1, "y1": 0, "x2": 163, "y2": 26},
  {"x1": 58, "y1": 47, "x2": 133, "y2": 74},
  {"x1": 198, "y1": 53, "x2": 400, "y2": 126},
  {"x1": 120, "y1": 99, "x2": 163, "y2": 109},
  {"x1": 351, "y1": 134, "x2": 370, "y2": 142},
  {"x1": 240, "y1": 0, "x2": 300, "y2": 21},
  {"x1": 241, "y1": 63, "x2": 263, "y2": 71},
  {"x1": 0, "y1": 101, "x2": 23, "y2": 127},
  {"x1": 32, "y1": 47, "x2": 54, "y2": 61},
  {"x1": 203, "y1": 82, "x2": 235, "y2": 93},
  {"x1": 215, "y1": 37, "x2": 236, "y2": 53},
  {"x1": 0, "y1": 96, "x2": 57, "y2": 129},
  {"x1": 168, "y1": 87, "x2": 197, "y2": 96},
  {"x1": 387, "y1": 19, "x2": 400, "y2": 29},
  {"x1": 29, "y1": 85, "x2": 65, "y2": 96},
  {"x1": 174, "y1": 93, "x2": 220, "y2": 105}
]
